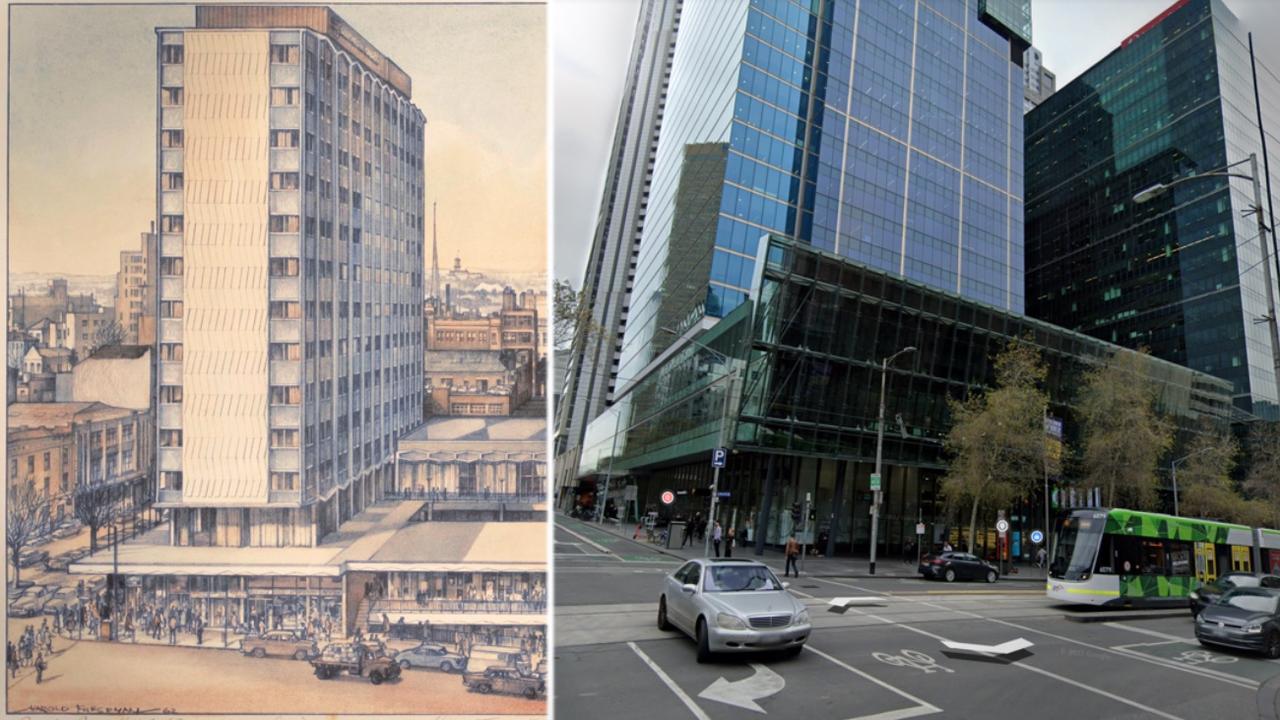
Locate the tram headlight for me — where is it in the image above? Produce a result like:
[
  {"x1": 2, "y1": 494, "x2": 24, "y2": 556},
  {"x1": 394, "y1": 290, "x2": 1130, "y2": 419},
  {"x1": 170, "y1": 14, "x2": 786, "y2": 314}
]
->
[{"x1": 1189, "y1": 591, "x2": 1199, "y2": 601}]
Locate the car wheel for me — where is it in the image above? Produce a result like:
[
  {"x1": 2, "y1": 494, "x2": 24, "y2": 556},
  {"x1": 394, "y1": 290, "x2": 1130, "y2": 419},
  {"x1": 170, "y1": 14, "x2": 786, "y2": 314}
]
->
[
  {"x1": 400, "y1": 659, "x2": 412, "y2": 670},
  {"x1": 476, "y1": 683, "x2": 492, "y2": 694},
  {"x1": 1267, "y1": 631, "x2": 1280, "y2": 660},
  {"x1": 369, "y1": 670, "x2": 384, "y2": 685},
  {"x1": 657, "y1": 597, "x2": 673, "y2": 631},
  {"x1": 524, "y1": 687, "x2": 538, "y2": 700},
  {"x1": 944, "y1": 568, "x2": 956, "y2": 583},
  {"x1": 440, "y1": 661, "x2": 453, "y2": 673},
  {"x1": 294, "y1": 650, "x2": 309, "y2": 661},
  {"x1": 695, "y1": 617, "x2": 712, "y2": 664},
  {"x1": 986, "y1": 570, "x2": 998, "y2": 584},
  {"x1": 252, "y1": 647, "x2": 266, "y2": 658},
  {"x1": 315, "y1": 667, "x2": 330, "y2": 679}
]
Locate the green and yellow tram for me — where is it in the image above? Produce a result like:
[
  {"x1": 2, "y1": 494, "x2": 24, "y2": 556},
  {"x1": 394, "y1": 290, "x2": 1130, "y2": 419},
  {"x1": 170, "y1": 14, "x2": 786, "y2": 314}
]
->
[{"x1": 1046, "y1": 508, "x2": 1278, "y2": 607}]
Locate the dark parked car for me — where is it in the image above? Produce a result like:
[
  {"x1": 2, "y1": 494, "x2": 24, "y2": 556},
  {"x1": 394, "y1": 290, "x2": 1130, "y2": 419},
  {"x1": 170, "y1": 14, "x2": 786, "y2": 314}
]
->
[
  {"x1": 1189, "y1": 572, "x2": 1280, "y2": 617},
  {"x1": 1195, "y1": 588, "x2": 1280, "y2": 658},
  {"x1": 918, "y1": 552, "x2": 998, "y2": 583},
  {"x1": 463, "y1": 665, "x2": 545, "y2": 699}
]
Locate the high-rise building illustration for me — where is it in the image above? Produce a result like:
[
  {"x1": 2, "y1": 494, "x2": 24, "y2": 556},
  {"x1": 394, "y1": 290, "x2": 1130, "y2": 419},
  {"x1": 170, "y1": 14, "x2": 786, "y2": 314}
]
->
[
  {"x1": 116, "y1": 225, "x2": 157, "y2": 345},
  {"x1": 554, "y1": 0, "x2": 682, "y2": 476},
  {"x1": 153, "y1": 6, "x2": 426, "y2": 545},
  {"x1": 1025, "y1": 0, "x2": 1280, "y2": 419}
]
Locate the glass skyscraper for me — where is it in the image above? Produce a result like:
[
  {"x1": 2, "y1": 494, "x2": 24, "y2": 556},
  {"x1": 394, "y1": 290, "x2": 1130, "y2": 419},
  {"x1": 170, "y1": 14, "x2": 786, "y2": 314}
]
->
[
  {"x1": 1025, "y1": 0, "x2": 1280, "y2": 419},
  {"x1": 616, "y1": 0, "x2": 1031, "y2": 392}
]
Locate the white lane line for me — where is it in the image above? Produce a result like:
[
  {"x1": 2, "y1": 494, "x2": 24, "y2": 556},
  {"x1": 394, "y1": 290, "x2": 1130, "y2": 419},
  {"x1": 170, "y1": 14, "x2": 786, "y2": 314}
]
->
[
  {"x1": 912, "y1": 600, "x2": 1257, "y2": 690},
  {"x1": 1104, "y1": 622, "x2": 1196, "y2": 644},
  {"x1": 559, "y1": 524, "x2": 614, "y2": 555},
  {"x1": 804, "y1": 645, "x2": 941, "y2": 719},
  {"x1": 626, "y1": 641, "x2": 713, "y2": 720},
  {"x1": 859, "y1": 609, "x2": 1190, "y2": 720},
  {"x1": 789, "y1": 587, "x2": 815, "y2": 599}
]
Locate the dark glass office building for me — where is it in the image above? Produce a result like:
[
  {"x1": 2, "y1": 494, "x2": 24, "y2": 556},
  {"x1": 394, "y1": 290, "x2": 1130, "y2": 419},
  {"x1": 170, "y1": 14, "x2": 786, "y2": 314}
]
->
[
  {"x1": 575, "y1": 236, "x2": 1233, "y2": 556},
  {"x1": 1025, "y1": 0, "x2": 1280, "y2": 419}
]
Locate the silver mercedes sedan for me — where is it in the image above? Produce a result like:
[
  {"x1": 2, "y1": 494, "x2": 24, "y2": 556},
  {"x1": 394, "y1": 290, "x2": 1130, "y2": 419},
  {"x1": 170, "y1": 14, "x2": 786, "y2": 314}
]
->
[{"x1": 657, "y1": 557, "x2": 811, "y2": 662}]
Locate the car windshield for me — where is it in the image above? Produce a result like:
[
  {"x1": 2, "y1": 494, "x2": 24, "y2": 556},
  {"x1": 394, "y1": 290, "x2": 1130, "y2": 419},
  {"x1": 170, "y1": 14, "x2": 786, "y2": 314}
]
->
[
  {"x1": 1221, "y1": 575, "x2": 1261, "y2": 589},
  {"x1": 1220, "y1": 590, "x2": 1279, "y2": 614},
  {"x1": 704, "y1": 565, "x2": 784, "y2": 592}
]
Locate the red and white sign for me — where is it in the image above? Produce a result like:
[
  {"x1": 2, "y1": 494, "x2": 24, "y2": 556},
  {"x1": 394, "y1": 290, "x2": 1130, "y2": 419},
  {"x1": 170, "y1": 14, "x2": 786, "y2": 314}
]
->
[{"x1": 660, "y1": 490, "x2": 675, "y2": 505}]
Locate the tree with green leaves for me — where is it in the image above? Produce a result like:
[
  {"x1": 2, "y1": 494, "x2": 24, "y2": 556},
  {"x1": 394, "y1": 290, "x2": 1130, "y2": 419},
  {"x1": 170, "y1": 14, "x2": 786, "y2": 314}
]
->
[
  {"x1": 554, "y1": 279, "x2": 601, "y2": 352},
  {"x1": 1176, "y1": 420, "x2": 1247, "y2": 522},
  {"x1": 942, "y1": 339, "x2": 1049, "y2": 553},
  {"x1": 1078, "y1": 349, "x2": 1173, "y2": 509},
  {"x1": 1243, "y1": 421, "x2": 1280, "y2": 526}
]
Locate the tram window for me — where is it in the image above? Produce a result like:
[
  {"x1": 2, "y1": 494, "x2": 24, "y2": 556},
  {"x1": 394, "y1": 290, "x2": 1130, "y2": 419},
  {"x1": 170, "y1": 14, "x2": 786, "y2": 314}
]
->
[{"x1": 1107, "y1": 535, "x2": 1193, "y2": 576}]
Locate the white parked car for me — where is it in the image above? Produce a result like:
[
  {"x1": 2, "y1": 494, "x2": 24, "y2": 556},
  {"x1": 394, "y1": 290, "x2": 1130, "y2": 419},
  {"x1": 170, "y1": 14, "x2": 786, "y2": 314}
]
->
[{"x1": 657, "y1": 558, "x2": 811, "y2": 663}]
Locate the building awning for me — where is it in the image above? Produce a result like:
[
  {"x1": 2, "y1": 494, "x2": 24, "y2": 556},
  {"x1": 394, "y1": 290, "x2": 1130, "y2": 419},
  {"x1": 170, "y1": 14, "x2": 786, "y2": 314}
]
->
[
  {"x1": 363, "y1": 610, "x2": 545, "y2": 627},
  {"x1": 347, "y1": 562, "x2": 546, "y2": 573},
  {"x1": 69, "y1": 561, "x2": 343, "y2": 577}
]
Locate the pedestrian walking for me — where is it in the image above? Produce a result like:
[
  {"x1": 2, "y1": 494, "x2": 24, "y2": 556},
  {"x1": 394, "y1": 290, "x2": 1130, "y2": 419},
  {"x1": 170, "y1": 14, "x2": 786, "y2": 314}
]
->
[
  {"x1": 34, "y1": 653, "x2": 46, "y2": 684},
  {"x1": 1036, "y1": 546, "x2": 1047, "y2": 569},
  {"x1": 943, "y1": 541, "x2": 953, "y2": 553},
  {"x1": 784, "y1": 533, "x2": 801, "y2": 577},
  {"x1": 712, "y1": 522, "x2": 723, "y2": 557},
  {"x1": 725, "y1": 527, "x2": 736, "y2": 558}
]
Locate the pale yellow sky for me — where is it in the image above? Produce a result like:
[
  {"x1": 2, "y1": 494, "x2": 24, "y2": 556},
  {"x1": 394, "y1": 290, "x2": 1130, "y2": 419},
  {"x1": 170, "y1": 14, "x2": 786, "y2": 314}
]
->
[{"x1": 8, "y1": 2, "x2": 545, "y2": 277}]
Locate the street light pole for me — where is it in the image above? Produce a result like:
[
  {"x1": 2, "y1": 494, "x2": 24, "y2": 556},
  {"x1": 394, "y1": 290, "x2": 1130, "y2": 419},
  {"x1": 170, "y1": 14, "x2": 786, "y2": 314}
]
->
[
  {"x1": 870, "y1": 347, "x2": 915, "y2": 575},
  {"x1": 1170, "y1": 446, "x2": 1215, "y2": 517},
  {"x1": 704, "y1": 367, "x2": 739, "y2": 559}
]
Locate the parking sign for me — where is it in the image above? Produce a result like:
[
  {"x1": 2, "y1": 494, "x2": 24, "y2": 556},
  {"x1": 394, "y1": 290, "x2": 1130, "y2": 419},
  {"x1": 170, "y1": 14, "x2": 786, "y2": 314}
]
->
[{"x1": 711, "y1": 448, "x2": 727, "y2": 468}]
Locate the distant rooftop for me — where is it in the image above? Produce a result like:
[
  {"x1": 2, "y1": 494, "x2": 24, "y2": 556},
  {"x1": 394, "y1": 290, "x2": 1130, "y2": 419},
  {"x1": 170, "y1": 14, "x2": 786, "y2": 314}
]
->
[
  {"x1": 425, "y1": 349, "x2": 508, "y2": 373},
  {"x1": 87, "y1": 345, "x2": 150, "y2": 360},
  {"x1": 401, "y1": 416, "x2": 546, "y2": 444}
]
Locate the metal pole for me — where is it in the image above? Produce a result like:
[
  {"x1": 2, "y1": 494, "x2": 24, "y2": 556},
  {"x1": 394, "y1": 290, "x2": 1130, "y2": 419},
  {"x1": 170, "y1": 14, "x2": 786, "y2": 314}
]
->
[
  {"x1": 598, "y1": 410, "x2": 621, "y2": 524},
  {"x1": 870, "y1": 357, "x2": 887, "y2": 576},
  {"x1": 1044, "y1": 407, "x2": 1050, "y2": 577},
  {"x1": 705, "y1": 368, "x2": 736, "y2": 559},
  {"x1": 1172, "y1": 460, "x2": 1180, "y2": 517},
  {"x1": 1248, "y1": 153, "x2": 1280, "y2": 400}
]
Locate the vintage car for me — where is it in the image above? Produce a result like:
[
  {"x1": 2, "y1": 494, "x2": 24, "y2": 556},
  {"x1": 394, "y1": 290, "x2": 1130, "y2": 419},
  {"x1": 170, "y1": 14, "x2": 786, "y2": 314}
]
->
[
  {"x1": 463, "y1": 665, "x2": 545, "y2": 699},
  {"x1": 242, "y1": 629, "x2": 318, "y2": 660},
  {"x1": 395, "y1": 642, "x2": 466, "y2": 672},
  {"x1": 310, "y1": 643, "x2": 402, "y2": 684}
]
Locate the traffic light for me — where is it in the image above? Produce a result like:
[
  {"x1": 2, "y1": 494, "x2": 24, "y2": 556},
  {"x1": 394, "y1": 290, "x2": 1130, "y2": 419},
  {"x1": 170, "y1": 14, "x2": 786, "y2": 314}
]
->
[{"x1": 790, "y1": 502, "x2": 802, "y2": 525}]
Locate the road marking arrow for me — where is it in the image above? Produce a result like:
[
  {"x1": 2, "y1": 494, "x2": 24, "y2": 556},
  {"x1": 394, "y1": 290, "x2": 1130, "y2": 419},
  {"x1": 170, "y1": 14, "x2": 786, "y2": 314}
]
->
[{"x1": 698, "y1": 663, "x2": 785, "y2": 713}]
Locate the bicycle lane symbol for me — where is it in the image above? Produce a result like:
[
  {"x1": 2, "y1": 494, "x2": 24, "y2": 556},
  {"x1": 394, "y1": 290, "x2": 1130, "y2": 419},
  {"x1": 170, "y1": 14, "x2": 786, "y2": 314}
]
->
[
  {"x1": 1171, "y1": 649, "x2": 1238, "y2": 666},
  {"x1": 873, "y1": 649, "x2": 955, "y2": 674}
]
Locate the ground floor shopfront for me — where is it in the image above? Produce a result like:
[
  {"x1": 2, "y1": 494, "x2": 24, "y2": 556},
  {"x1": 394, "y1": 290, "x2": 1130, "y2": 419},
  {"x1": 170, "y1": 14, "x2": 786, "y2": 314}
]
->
[{"x1": 624, "y1": 452, "x2": 1112, "y2": 562}]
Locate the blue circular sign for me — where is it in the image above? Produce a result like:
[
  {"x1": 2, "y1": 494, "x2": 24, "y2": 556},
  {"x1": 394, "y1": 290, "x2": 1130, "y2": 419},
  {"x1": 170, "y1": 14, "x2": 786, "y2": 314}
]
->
[{"x1": 1030, "y1": 530, "x2": 1045, "y2": 544}]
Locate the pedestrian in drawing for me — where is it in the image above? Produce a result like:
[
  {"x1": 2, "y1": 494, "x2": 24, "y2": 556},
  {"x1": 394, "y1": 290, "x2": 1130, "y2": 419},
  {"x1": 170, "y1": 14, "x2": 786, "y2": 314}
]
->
[
  {"x1": 34, "y1": 653, "x2": 46, "y2": 684},
  {"x1": 725, "y1": 527, "x2": 736, "y2": 558},
  {"x1": 196, "y1": 615, "x2": 205, "y2": 645},
  {"x1": 7, "y1": 641, "x2": 17, "y2": 678},
  {"x1": 168, "y1": 615, "x2": 178, "y2": 645},
  {"x1": 712, "y1": 522, "x2": 723, "y2": 557},
  {"x1": 784, "y1": 533, "x2": 801, "y2": 577}
]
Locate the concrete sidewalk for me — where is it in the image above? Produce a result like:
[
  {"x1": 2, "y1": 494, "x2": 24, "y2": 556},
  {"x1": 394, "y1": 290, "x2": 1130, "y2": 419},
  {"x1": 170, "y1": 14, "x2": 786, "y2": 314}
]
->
[{"x1": 560, "y1": 514, "x2": 1048, "y2": 582}]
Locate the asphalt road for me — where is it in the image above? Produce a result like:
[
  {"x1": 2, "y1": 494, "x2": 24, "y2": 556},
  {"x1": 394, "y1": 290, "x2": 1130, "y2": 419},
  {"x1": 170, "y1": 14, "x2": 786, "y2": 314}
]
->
[
  {"x1": 555, "y1": 516, "x2": 1279, "y2": 720},
  {"x1": 6, "y1": 618, "x2": 545, "y2": 715}
]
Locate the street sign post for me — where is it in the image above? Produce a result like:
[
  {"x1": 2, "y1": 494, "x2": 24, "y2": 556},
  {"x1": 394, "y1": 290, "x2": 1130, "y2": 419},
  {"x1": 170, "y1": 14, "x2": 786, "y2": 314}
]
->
[
  {"x1": 870, "y1": 473, "x2": 881, "y2": 491},
  {"x1": 996, "y1": 519, "x2": 1010, "y2": 534},
  {"x1": 711, "y1": 448, "x2": 727, "y2": 468},
  {"x1": 1030, "y1": 529, "x2": 1044, "y2": 545},
  {"x1": 660, "y1": 490, "x2": 675, "y2": 505}
]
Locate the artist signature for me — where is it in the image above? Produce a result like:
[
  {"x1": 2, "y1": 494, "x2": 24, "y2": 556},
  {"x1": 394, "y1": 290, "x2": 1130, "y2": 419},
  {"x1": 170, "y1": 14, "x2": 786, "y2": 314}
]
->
[{"x1": 15, "y1": 705, "x2": 177, "y2": 714}]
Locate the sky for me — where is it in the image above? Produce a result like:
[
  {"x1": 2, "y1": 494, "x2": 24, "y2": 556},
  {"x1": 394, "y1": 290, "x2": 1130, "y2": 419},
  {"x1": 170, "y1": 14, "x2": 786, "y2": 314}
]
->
[
  {"x1": 7, "y1": 0, "x2": 545, "y2": 278},
  {"x1": 552, "y1": 0, "x2": 1280, "y2": 284}
]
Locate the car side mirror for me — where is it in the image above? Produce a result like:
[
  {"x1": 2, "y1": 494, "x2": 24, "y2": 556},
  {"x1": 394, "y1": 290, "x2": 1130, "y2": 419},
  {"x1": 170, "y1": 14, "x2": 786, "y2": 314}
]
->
[
  {"x1": 782, "y1": 581, "x2": 791, "y2": 589},
  {"x1": 681, "y1": 583, "x2": 697, "y2": 594}
]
